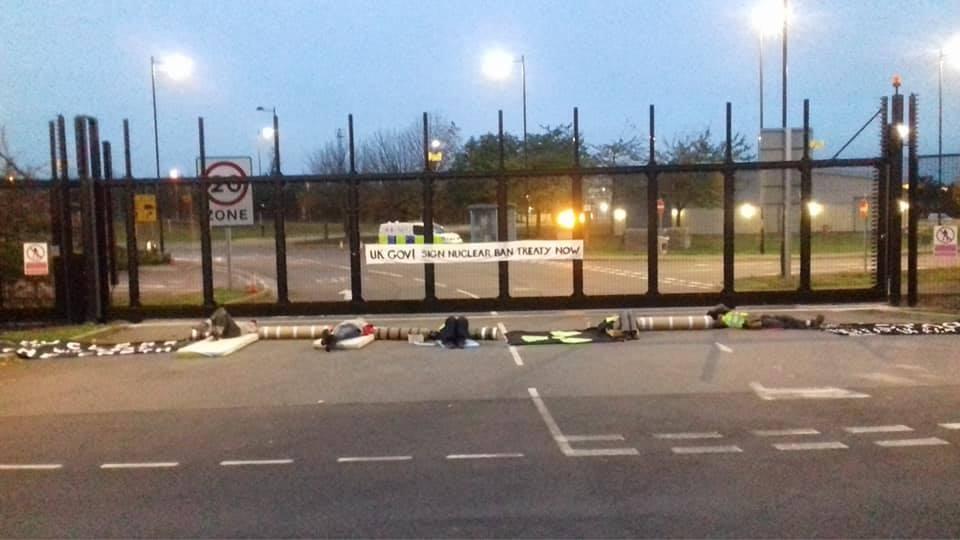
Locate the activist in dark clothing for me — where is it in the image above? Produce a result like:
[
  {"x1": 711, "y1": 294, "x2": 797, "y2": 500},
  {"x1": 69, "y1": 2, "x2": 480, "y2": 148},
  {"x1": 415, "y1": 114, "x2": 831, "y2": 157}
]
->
[{"x1": 707, "y1": 304, "x2": 824, "y2": 330}]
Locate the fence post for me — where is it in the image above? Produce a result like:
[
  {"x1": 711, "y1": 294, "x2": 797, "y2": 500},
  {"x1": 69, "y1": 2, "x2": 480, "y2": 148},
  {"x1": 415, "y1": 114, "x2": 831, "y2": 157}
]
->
[
  {"x1": 48, "y1": 120, "x2": 65, "y2": 317},
  {"x1": 197, "y1": 117, "x2": 215, "y2": 309},
  {"x1": 722, "y1": 103, "x2": 736, "y2": 296},
  {"x1": 347, "y1": 114, "x2": 364, "y2": 305},
  {"x1": 497, "y1": 110, "x2": 510, "y2": 301},
  {"x1": 75, "y1": 116, "x2": 100, "y2": 322},
  {"x1": 876, "y1": 97, "x2": 889, "y2": 295},
  {"x1": 56, "y1": 115, "x2": 75, "y2": 321},
  {"x1": 647, "y1": 104, "x2": 660, "y2": 296},
  {"x1": 799, "y1": 99, "x2": 812, "y2": 293},
  {"x1": 87, "y1": 118, "x2": 109, "y2": 320},
  {"x1": 103, "y1": 141, "x2": 118, "y2": 288},
  {"x1": 421, "y1": 112, "x2": 437, "y2": 303},
  {"x1": 907, "y1": 93, "x2": 919, "y2": 306},
  {"x1": 572, "y1": 107, "x2": 584, "y2": 299},
  {"x1": 888, "y1": 89, "x2": 905, "y2": 306},
  {"x1": 272, "y1": 112, "x2": 289, "y2": 306},
  {"x1": 122, "y1": 120, "x2": 141, "y2": 310}
]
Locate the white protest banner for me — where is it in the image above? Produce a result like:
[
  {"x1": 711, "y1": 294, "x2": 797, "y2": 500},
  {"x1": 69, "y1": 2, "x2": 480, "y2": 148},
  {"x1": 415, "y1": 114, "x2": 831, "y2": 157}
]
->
[{"x1": 365, "y1": 240, "x2": 584, "y2": 265}]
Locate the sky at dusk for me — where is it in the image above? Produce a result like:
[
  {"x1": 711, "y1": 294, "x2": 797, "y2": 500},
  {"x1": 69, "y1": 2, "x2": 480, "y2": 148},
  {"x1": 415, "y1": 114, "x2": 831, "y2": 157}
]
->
[{"x1": 1, "y1": 0, "x2": 958, "y2": 177}]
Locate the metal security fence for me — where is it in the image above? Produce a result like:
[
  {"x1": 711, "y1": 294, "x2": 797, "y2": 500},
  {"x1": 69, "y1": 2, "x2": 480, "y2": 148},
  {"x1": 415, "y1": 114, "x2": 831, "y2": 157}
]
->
[{"x1": 0, "y1": 92, "x2": 926, "y2": 323}]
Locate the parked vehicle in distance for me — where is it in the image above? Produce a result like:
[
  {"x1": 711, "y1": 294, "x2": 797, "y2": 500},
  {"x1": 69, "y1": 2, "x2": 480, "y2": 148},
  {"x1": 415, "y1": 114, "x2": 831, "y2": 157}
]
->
[{"x1": 377, "y1": 221, "x2": 464, "y2": 244}]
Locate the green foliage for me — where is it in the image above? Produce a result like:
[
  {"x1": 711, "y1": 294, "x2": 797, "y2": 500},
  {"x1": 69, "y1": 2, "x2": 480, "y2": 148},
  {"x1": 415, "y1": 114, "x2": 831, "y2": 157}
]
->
[
  {"x1": 657, "y1": 128, "x2": 753, "y2": 224},
  {"x1": 0, "y1": 184, "x2": 49, "y2": 284}
]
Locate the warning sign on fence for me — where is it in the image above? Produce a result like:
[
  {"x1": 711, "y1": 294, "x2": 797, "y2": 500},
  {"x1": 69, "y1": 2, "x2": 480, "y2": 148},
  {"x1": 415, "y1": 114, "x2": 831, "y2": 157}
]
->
[
  {"x1": 933, "y1": 225, "x2": 957, "y2": 257},
  {"x1": 23, "y1": 242, "x2": 49, "y2": 276},
  {"x1": 365, "y1": 240, "x2": 584, "y2": 265}
]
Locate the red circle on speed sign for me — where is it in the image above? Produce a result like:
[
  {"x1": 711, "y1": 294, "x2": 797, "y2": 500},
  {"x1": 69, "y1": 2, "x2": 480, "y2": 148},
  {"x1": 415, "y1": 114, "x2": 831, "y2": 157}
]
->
[
  {"x1": 657, "y1": 198, "x2": 665, "y2": 213},
  {"x1": 858, "y1": 199, "x2": 869, "y2": 218},
  {"x1": 204, "y1": 161, "x2": 249, "y2": 206}
]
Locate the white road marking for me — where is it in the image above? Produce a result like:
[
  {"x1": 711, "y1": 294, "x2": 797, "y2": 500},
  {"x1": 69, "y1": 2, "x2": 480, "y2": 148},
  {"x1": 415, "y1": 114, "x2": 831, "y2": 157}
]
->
[
  {"x1": 752, "y1": 428, "x2": 821, "y2": 437},
  {"x1": 317, "y1": 400, "x2": 325, "y2": 404},
  {"x1": 714, "y1": 342, "x2": 733, "y2": 353},
  {"x1": 498, "y1": 322, "x2": 523, "y2": 366},
  {"x1": 527, "y1": 388, "x2": 638, "y2": 457},
  {"x1": 773, "y1": 442, "x2": 848, "y2": 451},
  {"x1": 875, "y1": 437, "x2": 949, "y2": 448},
  {"x1": 0, "y1": 464, "x2": 62, "y2": 470},
  {"x1": 654, "y1": 432, "x2": 724, "y2": 440},
  {"x1": 939, "y1": 423, "x2": 960, "y2": 430},
  {"x1": 844, "y1": 425, "x2": 913, "y2": 434},
  {"x1": 446, "y1": 453, "x2": 524, "y2": 460},
  {"x1": 100, "y1": 462, "x2": 179, "y2": 469},
  {"x1": 750, "y1": 382, "x2": 870, "y2": 400},
  {"x1": 337, "y1": 456, "x2": 412, "y2": 463},
  {"x1": 490, "y1": 311, "x2": 498, "y2": 316},
  {"x1": 558, "y1": 434, "x2": 625, "y2": 442},
  {"x1": 566, "y1": 448, "x2": 640, "y2": 457},
  {"x1": 671, "y1": 445, "x2": 743, "y2": 455},
  {"x1": 456, "y1": 288, "x2": 481, "y2": 299},
  {"x1": 220, "y1": 459, "x2": 293, "y2": 466},
  {"x1": 370, "y1": 270, "x2": 403, "y2": 278}
]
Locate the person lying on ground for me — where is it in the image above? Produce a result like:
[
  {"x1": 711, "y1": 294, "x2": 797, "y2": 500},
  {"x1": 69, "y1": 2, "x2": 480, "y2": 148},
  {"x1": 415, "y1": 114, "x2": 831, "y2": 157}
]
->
[
  {"x1": 707, "y1": 304, "x2": 824, "y2": 330},
  {"x1": 319, "y1": 318, "x2": 375, "y2": 352},
  {"x1": 191, "y1": 308, "x2": 257, "y2": 340}
]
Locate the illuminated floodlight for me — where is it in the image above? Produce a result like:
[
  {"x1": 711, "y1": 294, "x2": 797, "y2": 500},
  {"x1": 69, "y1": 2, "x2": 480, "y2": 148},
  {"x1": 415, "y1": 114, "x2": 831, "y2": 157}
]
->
[{"x1": 482, "y1": 49, "x2": 515, "y2": 81}]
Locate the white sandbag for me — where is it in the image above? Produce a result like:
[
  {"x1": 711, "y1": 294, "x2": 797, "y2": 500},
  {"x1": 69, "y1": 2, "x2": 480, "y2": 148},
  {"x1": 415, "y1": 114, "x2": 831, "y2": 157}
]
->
[{"x1": 176, "y1": 334, "x2": 260, "y2": 358}]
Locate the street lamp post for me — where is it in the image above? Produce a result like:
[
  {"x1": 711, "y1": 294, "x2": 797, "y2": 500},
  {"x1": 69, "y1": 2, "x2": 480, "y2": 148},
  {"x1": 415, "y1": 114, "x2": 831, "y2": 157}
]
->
[
  {"x1": 937, "y1": 37, "x2": 959, "y2": 225},
  {"x1": 150, "y1": 54, "x2": 193, "y2": 254},
  {"x1": 257, "y1": 107, "x2": 281, "y2": 175},
  {"x1": 483, "y1": 50, "x2": 529, "y2": 234},
  {"x1": 753, "y1": 1, "x2": 789, "y2": 259}
]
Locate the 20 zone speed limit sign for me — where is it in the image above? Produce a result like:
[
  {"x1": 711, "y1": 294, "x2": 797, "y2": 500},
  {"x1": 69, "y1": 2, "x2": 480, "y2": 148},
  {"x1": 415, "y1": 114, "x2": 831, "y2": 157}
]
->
[{"x1": 205, "y1": 159, "x2": 254, "y2": 227}]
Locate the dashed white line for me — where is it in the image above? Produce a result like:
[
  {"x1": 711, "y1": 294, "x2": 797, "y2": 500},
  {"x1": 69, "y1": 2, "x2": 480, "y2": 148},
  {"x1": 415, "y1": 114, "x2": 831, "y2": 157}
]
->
[
  {"x1": 337, "y1": 456, "x2": 412, "y2": 463},
  {"x1": 773, "y1": 442, "x2": 848, "y2": 451},
  {"x1": 0, "y1": 464, "x2": 62, "y2": 470},
  {"x1": 566, "y1": 448, "x2": 640, "y2": 457},
  {"x1": 498, "y1": 322, "x2": 523, "y2": 366},
  {"x1": 558, "y1": 434, "x2": 626, "y2": 442},
  {"x1": 939, "y1": 423, "x2": 960, "y2": 430},
  {"x1": 875, "y1": 437, "x2": 949, "y2": 448},
  {"x1": 654, "y1": 432, "x2": 724, "y2": 440},
  {"x1": 752, "y1": 428, "x2": 821, "y2": 437},
  {"x1": 714, "y1": 342, "x2": 733, "y2": 353},
  {"x1": 456, "y1": 288, "x2": 481, "y2": 299},
  {"x1": 101, "y1": 462, "x2": 179, "y2": 469},
  {"x1": 446, "y1": 453, "x2": 524, "y2": 460},
  {"x1": 370, "y1": 270, "x2": 403, "y2": 278},
  {"x1": 220, "y1": 459, "x2": 293, "y2": 466},
  {"x1": 844, "y1": 425, "x2": 913, "y2": 434},
  {"x1": 671, "y1": 445, "x2": 743, "y2": 455}
]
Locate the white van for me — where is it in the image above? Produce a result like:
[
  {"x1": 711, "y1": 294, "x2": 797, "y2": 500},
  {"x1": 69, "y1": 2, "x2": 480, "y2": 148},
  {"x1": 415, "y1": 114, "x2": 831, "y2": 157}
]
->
[{"x1": 378, "y1": 221, "x2": 463, "y2": 244}]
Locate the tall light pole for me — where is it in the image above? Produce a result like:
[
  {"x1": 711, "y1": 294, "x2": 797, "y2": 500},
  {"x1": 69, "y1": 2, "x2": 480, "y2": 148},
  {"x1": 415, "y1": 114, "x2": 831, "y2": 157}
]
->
[
  {"x1": 752, "y1": 2, "x2": 786, "y2": 256},
  {"x1": 150, "y1": 53, "x2": 193, "y2": 253},
  {"x1": 256, "y1": 107, "x2": 280, "y2": 175},
  {"x1": 938, "y1": 37, "x2": 960, "y2": 225},
  {"x1": 482, "y1": 50, "x2": 527, "y2": 162},
  {"x1": 483, "y1": 49, "x2": 530, "y2": 234}
]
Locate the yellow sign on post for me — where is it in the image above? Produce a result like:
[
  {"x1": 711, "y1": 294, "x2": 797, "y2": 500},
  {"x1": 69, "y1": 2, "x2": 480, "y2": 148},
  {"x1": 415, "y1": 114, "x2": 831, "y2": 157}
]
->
[{"x1": 135, "y1": 194, "x2": 157, "y2": 223}]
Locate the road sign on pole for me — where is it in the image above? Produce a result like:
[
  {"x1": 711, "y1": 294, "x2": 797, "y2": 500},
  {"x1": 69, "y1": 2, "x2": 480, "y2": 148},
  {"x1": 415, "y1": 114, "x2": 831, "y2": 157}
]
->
[
  {"x1": 23, "y1": 242, "x2": 49, "y2": 276},
  {"x1": 135, "y1": 194, "x2": 158, "y2": 223},
  {"x1": 202, "y1": 157, "x2": 254, "y2": 227}
]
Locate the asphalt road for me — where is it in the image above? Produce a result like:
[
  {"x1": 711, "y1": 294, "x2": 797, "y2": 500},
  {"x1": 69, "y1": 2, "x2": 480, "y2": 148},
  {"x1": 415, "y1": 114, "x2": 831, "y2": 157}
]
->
[
  {"x1": 110, "y1": 242, "x2": 939, "y2": 305},
  {"x1": 3, "y1": 307, "x2": 960, "y2": 537}
]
